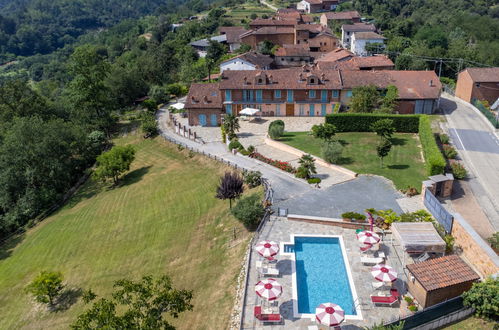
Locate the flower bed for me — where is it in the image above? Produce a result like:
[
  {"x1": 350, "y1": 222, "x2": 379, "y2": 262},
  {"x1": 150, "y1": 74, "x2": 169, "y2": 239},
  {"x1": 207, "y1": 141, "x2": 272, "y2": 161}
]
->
[{"x1": 249, "y1": 152, "x2": 296, "y2": 173}]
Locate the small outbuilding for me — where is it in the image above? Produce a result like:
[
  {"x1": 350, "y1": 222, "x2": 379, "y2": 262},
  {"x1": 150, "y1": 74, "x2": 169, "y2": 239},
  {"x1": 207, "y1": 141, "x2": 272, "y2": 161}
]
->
[
  {"x1": 391, "y1": 222, "x2": 446, "y2": 257},
  {"x1": 406, "y1": 255, "x2": 480, "y2": 308}
]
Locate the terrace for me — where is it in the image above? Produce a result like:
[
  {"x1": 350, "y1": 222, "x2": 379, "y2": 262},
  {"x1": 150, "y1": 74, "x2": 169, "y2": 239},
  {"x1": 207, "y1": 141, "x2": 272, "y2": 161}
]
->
[{"x1": 241, "y1": 216, "x2": 407, "y2": 329}]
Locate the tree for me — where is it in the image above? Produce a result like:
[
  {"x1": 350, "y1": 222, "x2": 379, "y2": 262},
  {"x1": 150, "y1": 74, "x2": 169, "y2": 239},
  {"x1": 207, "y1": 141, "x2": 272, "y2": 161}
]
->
[
  {"x1": 371, "y1": 119, "x2": 395, "y2": 141},
  {"x1": 206, "y1": 39, "x2": 227, "y2": 64},
  {"x1": 312, "y1": 123, "x2": 337, "y2": 142},
  {"x1": 258, "y1": 40, "x2": 276, "y2": 55},
  {"x1": 141, "y1": 113, "x2": 158, "y2": 138},
  {"x1": 349, "y1": 85, "x2": 380, "y2": 113},
  {"x1": 72, "y1": 275, "x2": 193, "y2": 329},
  {"x1": 378, "y1": 85, "x2": 399, "y2": 114},
  {"x1": 66, "y1": 45, "x2": 115, "y2": 132},
  {"x1": 222, "y1": 114, "x2": 240, "y2": 140},
  {"x1": 93, "y1": 145, "x2": 136, "y2": 184},
  {"x1": 322, "y1": 141, "x2": 343, "y2": 164},
  {"x1": 215, "y1": 172, "x2": 244, "y2": 208},
  {"x1": 462, "y1": 278, "x2": 499, "y2": 321},
  {"x1": 296, "y1": 154, "x2": 317, "y2": 179},
  {"x1": 231, "y1": 194, "x2": 265, "y2": 230},
  {"x1": 376, "y1": 139, "x2": 392, "y2": 167},
  {"x1": 25, "y1": 271, "x2": 64, "y2": 306}
]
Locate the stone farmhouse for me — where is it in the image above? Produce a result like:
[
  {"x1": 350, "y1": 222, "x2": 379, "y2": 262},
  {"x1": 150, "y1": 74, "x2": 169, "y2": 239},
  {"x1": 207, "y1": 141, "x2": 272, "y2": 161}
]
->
[
  {"x1": 185, "y1": 66, "x2": 441, "y2": 126},
  {"x1": 297, "y1": 0, "x2": 340, "y2": 13},
  {"x1": 320, "y1": 10, "x2": 361, "y2": 27}
]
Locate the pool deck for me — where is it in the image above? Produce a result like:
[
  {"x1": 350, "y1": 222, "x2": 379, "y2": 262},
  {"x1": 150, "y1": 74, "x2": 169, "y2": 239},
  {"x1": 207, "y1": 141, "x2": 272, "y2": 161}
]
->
[{"x1": 241, "y1": 217, "x2": 407, "y2": 329}]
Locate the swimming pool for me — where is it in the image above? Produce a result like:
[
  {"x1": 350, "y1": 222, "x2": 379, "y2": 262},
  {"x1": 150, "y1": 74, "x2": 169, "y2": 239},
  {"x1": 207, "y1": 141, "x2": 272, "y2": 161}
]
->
[{"x1": 283, "y1": 235, "x2": 361, "y2": 318}]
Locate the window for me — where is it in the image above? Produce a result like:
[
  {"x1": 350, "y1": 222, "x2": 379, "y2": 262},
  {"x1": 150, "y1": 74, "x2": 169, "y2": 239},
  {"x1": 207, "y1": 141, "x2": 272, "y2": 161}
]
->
[
  {"x1": 258, "y1": 78, "x2": 263, "y2": 84},
  {"x1": 243, "y1": 90, "x2": 253, "y2": 101},
  {"x1": 225, "y1": 90, "x2": 231, "y2": 101},
  {"x1": 346, "y1": 90, "x2": 353, "y2": 97},
  {"x1": 274, "y1": 90, "x2": 281, "y2": 98},
  {"x1": 276, "y1": 104, "x2": 281, "y2": 116},
  {"x1": 299, "y1": 104, "x2": 305, "y2": 116},
  {"x1": 309, "y1": 90, "x2": 316, "y2": 98},
  {"x1": 310, "y1": 79, "x2": 315, "y2": 84},
  {"x1": 226, "y1": 104, "x2": 232, "y2": 115},
  {"x1": 256, "y1": 90, "x2": 262, "y2": 102},
  {"x1": 287, "y1": 90, "x2": 293, "y2": 102},
  {"x1": 321, "y1": 90, "x2": 327, "y2": 102},
  {"x1": 332, "y1": 90, "x2": 339, "y2": 98}
]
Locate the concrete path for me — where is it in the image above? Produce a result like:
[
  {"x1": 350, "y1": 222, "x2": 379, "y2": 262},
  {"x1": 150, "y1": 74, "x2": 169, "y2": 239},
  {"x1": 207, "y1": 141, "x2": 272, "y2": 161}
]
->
[
  {"x1": 158, "y1": 109, "x2": 407, "y2": 217},
  {"x1": 440, "y1": 95, "x2": 499, "y2": 231},
  {"x1": 260, "y1": 0, "x2": 278, "y2": 11}
]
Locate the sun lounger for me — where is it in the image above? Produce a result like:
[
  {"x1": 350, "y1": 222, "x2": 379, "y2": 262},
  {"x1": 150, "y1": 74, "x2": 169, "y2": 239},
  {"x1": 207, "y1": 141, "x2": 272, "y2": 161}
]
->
[
  {"x1": 370, "y1": 295, "x2": 398, "y2": 306},
  {"x1": 372, "y1": 281, "x2": 384, "y2": 289},
  {"x1": 260, "y1": 267, "x2": 279, "y2": 277},
  {"x1": 360, "y1": 244, "x2": 373, "y2": 252},
  {"x1": 361, "y1": 256, "x2": 384, "y2": 265},
  {"x1": 254, "y1": 306, "x2": 282, "y2": 323}
]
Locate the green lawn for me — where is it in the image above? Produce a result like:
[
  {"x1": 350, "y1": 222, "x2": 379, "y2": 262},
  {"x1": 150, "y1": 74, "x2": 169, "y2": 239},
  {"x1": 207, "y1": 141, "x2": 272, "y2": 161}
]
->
[
  {"x1": 281, "y1": 132, "x2": 427, "y2": 190},
  {"x1": 0, "y1": 134, "x2": 254, "y2": 329},
  {"x1": 443, "y1": 316, "x2": 496, "y2": 330}
]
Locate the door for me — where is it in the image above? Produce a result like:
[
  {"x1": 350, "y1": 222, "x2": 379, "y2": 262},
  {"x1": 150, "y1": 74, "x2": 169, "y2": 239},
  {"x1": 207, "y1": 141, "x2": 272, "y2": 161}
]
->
[
  {"x1": 210, "y1": 114, "x2": 217, "y2": 126},
  {"x1": 309, "y1": 104, "x2": 315, "y2": 116},
  {"x1": 286, "y1": 104, "x2": 294, "y2": 116},
  {"x1": 321, "y1": 104, "x2": 327, "y2": 116},
  {"x1": 415, "y1": 100, "x2": 424, "y2": 114},
  {"x1": 198, "y1": 114, "x2": 207, "y2": 126}
]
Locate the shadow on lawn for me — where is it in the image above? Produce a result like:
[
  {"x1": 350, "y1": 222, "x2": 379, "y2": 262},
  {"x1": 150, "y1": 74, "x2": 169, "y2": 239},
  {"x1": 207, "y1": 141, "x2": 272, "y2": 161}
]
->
[
  {"x1": 387, "y1": 164, "x2": 410, "y2": 170},
  {"x1": 119, "y1": 166, "x2": 152, "y2": 187},
  {"x1": 390, "y1": 137, "x2": 407, "y2": 146},
  {"x1": 337, "y1": 157, "x2": 353, "y2": 165},
  {"x1": 0, "y1": 232, "x2": 26, "y2": 261},
  {"x1": 53, "y1": 287, "x2": 83, "y2": 312}
]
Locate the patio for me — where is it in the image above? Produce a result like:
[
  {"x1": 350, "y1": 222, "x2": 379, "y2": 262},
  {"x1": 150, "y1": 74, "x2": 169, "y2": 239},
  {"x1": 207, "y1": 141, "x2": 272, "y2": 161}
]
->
[{"x1": 241, "y1": 216, "x2": 407, "y2": 329}]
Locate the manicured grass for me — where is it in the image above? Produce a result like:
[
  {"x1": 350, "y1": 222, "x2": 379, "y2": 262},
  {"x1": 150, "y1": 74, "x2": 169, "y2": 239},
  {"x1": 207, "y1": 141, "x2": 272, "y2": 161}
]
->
[
  {"x1": 443, "y1": 316, "x2": 496, "y2": 330},
  {"x1": 281, "y1": 132, "x2": 427, "y2": 190},
  {"x1": 0, "y1": 134, "x2": 255, "y2": 329}
]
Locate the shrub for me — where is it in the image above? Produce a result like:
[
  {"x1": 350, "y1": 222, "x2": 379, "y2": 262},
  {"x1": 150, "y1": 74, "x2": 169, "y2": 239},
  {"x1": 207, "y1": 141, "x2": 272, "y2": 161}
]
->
[
  {"x1": 221, "y1": 125, "x2": 227, "y2": 143},
  {"x1": 322, "y1": 141, "x2": 343, "y2": 164},
  {"x1": 269, "y1": 120, "x2": 285, "y2": 130},
  {"x1": 341, "y1": 212, "x2": 366, "y2": 221},
  {"x1": 462, "y1": 278, "x2": 499, "y2": 321},
  {"x1": 442, "y1": 144, "x2": 457, "y2": 159},
  {"x1": 404, "y1": 296, "x2": 414, "y2": 304},
  {"x1": 419, "y1": 115, "x2": 446, "y2": 175},
  {"x1": 444, "y1": 234, "x2": 455, "y2": 253},
  {"x1": 451, "y1": 162, "x2": 467, "y2": 179},
  {"x1": 325, "y1": 113, "x2": 419, "y2": 133},
  {"x1": 231, "y1": 194, "x2": 265, "y2": 230},
  {"x1": 247, "y1": 145, "x2": 255, "y2": 153},
  {"x1": 439, "y1": 133, "x2": 450, "y2": 144},
  {"x1": 141, "y1": 114, "x2": 158, "y2": 137},
  {"x1": 408, "y1": 305, "x2": 418, "y2": 312},
  {"x1": 249, "y1": 152, "x2": 296, "y2": 173},
  {"x1": 268, "y1": 124, "x2": 284, "y2": 140},
  {"x1": 312, "y1": 123, "x2": 336, "y2": 141},
  {"x1": 228, "y1": 139, "x2": 243, "y2": 151},
  {"x1": 25, "y1": 271, "x2": 64, "y2": 306},
  {"x1": 487, "y1": 232, "x2": 499, "y2": 250},
  {"x1": 400, "y1": 210, "x2": 433, "y2": 223},
  {"x1": 307, "y1": 177, "x2": 321, "y2": 184},
  {"x1": 243, "y1": 170, "x2": 262, "y2": 188},
  {"x1": 297, "y1": 154, "x2": 316, "y2": 179}
]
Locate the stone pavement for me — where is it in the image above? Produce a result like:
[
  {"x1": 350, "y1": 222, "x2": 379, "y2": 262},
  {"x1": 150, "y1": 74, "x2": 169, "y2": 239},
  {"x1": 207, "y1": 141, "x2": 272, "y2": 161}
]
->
[{"x1": 241, "y1": 217, "x2": 407, "y2": 329}]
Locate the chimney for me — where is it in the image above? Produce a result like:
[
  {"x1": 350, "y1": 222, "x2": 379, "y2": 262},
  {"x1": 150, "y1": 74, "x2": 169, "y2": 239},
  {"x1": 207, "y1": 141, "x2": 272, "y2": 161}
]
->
[
  {"x1": 243, "y1": 77, "x2": 248, "y2": 85},
  {"x1": 268, "y1": 74, "x2": 273, "y2": 83},
  {"x1": 299, "y1": 72, "x2": 304, "y2": 81},
  {"x1": 321, "y1": 73, "x2": 326, "y2": 82},
  {"x1": 429, "y1": 79, "x2": 434, "y2": 87},
  {"x1": 203, "y1": 95, "x2": 208, "y2": 103}
]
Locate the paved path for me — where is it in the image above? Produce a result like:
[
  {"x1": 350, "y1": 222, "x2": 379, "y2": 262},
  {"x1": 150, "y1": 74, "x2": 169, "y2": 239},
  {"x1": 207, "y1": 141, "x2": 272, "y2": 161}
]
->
[
  {"x1": 260, "y1": 0, "x2": 278, "y2": 11},
  {"x1": 157, "y1": 109, "x2": 406, "y2": 217},
  {"x1": 441, "y1": 95, "x2": 499, "y2": 230}
]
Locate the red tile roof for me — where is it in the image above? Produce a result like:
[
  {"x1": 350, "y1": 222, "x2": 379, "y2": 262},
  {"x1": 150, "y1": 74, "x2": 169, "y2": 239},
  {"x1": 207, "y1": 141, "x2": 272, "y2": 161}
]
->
[
  {"x1": 351, "y1": 55, "x2": 394, "y2": 68},
  {"x1": 240, "y1": 26, "x2": 295, "y2": 37},
  {"x1": 275, "y1": 45, "x2": 311, "y2": 57},
  {"x1": 222, "y1": 52, "x2": 273, "y2": 68},
  {"x1": 185, "y1": 83, "x2": 222, "y2": 109},
  {"x1": 464, "y1": 67, "x2": 499, "y2": 83},
  {"x1": 316, "y1": 48, "x2": 354, "y2": 63},
  {"x1": 342, "y1": 23, "x2": 376, "y2": 32},
  {"x1": 323, "y1": 10, "x2": 361, "y2": 20},
  {"x1": 354, "y1": 31, "x2": 385, "y2": 40},
  {"x1": 219, "y1": 26, "x2": 249, "y2": 44},
  {"x1": 249, "y1": 19, "x2": 297, "y2": 27},
  {"x1": 406, "y1": 255, "x2": 479, "y2": 292}
]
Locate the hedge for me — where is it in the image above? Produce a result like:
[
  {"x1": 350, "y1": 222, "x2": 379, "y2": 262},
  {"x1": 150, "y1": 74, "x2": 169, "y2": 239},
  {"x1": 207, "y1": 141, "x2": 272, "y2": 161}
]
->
[
  {"x1": 325, "y1": 113, "x2": 420, "y2": 133},
  {"x1": 419, "y1": 115, "x2": 446, "y2": 175}
]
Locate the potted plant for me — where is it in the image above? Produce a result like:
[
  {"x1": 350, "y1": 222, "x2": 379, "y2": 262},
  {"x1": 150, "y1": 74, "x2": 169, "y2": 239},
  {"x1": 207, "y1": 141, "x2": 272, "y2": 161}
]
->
[
  {"x1": 341, "y1": 212, "x2": 366, "y2": 222},
  {"x1": 403, "y1": 296, "x2": 418, "y2": 314}
]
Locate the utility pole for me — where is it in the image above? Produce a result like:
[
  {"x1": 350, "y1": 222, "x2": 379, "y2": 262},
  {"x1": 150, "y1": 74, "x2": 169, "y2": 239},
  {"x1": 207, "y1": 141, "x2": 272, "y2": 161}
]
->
[{"x1": 438, "y1": 58, "x2": 443, "y2": 80}]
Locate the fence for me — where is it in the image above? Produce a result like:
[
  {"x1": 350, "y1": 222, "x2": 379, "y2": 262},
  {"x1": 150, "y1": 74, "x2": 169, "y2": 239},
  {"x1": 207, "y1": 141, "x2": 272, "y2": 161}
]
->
[
  {"x1": 423, "y1": 189, "x2": 454, "y2": 234},
  {"x1": 442, "y1": 84, "x2": 455, "y2": 96},
  {"x1": 169, "y1": 113, "x2": 205, "y2": 143},
  {"x1": 472, "y1": 99, "x2": 499, "y2": 129},
  {"x1": 385, "y1": 296, "x2": 473, "y2": 330}
]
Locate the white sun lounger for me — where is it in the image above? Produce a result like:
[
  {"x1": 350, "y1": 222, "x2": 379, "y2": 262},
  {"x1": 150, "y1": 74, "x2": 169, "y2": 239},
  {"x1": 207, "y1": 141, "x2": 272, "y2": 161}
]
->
[{"x1": 361, "y1": 256, "x2": 384, "y2": 265}]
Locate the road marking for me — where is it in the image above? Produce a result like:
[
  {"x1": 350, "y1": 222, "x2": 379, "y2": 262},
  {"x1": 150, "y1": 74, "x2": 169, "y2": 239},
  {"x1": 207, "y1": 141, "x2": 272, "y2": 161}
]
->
[{"x1": 452, "y1": 128, "x2": 466, "y2": 151}]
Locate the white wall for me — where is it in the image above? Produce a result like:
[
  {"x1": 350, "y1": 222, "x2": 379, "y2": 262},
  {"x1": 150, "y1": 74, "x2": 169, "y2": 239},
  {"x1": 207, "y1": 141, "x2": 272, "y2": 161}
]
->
[
  {"x1": 297, "y1": 0, "x2": 310, "y2": 13},
  {"x1": 351, "y1": 35, "x2": 384, "y2": 56},
  {"x1": 220, "y1": 58, "x2": 257, "y2": 72},
  {"x1": 341, "y1": 28, "x2": 352, "y2": 49}
]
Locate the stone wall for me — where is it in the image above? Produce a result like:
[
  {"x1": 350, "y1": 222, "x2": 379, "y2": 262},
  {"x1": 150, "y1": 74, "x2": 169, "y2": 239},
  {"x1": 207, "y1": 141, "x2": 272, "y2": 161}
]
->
[
  {"x1": 288, "y1": 214, "x2": 371, "y2": 230},
  {"x1": 451, "y1": 213, "x2": 499, "y2": 277}
]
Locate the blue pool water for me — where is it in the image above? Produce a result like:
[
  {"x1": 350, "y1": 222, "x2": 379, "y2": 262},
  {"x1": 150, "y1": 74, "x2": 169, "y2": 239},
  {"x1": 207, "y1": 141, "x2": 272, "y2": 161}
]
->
[{"x1": 294, "y1": 236, "x2": 356, "y2": 315}]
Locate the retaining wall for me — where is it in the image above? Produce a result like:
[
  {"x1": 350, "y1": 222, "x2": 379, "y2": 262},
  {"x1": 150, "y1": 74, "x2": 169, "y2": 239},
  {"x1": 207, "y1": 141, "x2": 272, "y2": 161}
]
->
[{"x1": 287, "y1": 214, "x2": 371, "y2": 230}]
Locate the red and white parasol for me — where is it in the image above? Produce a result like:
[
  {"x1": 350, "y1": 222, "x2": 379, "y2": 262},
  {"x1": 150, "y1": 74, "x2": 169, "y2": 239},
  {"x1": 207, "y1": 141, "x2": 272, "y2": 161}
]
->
[
  {"x1": 372, "y1": 264, "x2": 398, "y2": 282},
  {"x1": 255, "y1": 240, "x2": 279, "y2": 258},
  {"x1": 315, "y1": 303, "x2": 345, "y2": 327},
  {"x1": 357, "y1": 231, "x2": 380, "y2": 245},
  {"x1": 255, "y1": 278, "x2": 282, "y2": 301}
]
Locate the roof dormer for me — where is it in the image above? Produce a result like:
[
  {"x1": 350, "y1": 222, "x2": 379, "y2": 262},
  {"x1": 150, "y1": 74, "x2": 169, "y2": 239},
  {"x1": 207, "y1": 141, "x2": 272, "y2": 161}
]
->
[
  {"x1": 307, "y1": 73, "x2": 319, "y2": 85},
  {"x1": 255, "y1": 72, "x2": 267, "y2": 85}
]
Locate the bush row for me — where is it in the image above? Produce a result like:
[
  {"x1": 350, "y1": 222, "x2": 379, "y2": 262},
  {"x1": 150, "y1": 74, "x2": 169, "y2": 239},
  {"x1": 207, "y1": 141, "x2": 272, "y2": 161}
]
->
[
  {"x1": 419, "y1": 115, "x2": 446, "y2": 175},
  {"x1": 325, "y1": 113, "x2": 420, "y2": 133}
]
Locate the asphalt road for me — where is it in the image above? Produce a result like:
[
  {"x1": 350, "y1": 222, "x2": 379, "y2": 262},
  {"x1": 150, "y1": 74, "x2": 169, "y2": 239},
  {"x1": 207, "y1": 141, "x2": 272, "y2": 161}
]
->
[{"x1": 441, "y1": 95, "x2": 499, "y2": 230}]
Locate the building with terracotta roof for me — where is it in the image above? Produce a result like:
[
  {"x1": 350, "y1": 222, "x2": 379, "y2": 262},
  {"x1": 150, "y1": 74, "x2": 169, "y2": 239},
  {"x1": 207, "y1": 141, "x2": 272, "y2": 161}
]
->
[
  {"x1": 220, "y1": 52, "x2": 273, "y2": 72},
  {"x1": 455, "y1": 67, "x2": 499, "y2": 104},
  {"x1": 219, "y1": 26, "x2": 249, "y2": 52},
  {"x1": 351, "y1": 31, "x2": 386, "y2": 56},
  {"x1": 320, "y1": 10, "x2": 361, "y2": 26},
  {"x1": 341, "y1": 23, "x2": 376, "y2": 49},
  {"x1": 297, "y1": 0, "x2": 340, "y2": 13},
  {"x1": 317, "y1": 53, "x2": 394, "y2": 71},
  {"x1": 274, "y1": 45, "x2": 313, "y2": 67},
  {"x1": 350, "y1": 55, "x2": 394, "y2": 70},
  {"x1": 185, "y1": 66, "x2": 441, "y2": 125},
  {"x1": 185, "y1": 83, "x2": 222, "y2": 126},
  {"x1": 406, "y1": 255, "x2": 480, "y2": 308},
  {"x1": 240, "y1": 26, "x2": 295, "y2": 50}
]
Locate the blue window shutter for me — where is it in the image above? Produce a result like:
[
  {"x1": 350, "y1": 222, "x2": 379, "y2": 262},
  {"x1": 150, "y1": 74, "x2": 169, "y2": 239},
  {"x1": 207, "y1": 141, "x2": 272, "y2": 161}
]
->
[
  {"x1": 256, "y1": 90, "x2": 262, "y2": 101},
  {"x1": 333, "y1": 90, "x2": 339, "y2": 97},
  {"x1": 226, "y1": 104, "x2": 232, "y2": 115},
  {"x1": 225, "y1": 90, "x2": 231, "y2": 101},
  {"x1": 275, "y1": 90, "x2": 281, "y2": 98},
  {"x1": 321, "y1": 90, "x2": 327, "y2": 102},
  {"x1": 346, "y1": 90, "x2": 352, "y2": 97},
  {"x1": 287, "y1": 90, "x2": 293, "y2": 102},
  {"x1": 309, "y1": 90, "x2": 316, "y2": 98},
  {"x1": 321, "y1": 104, "x2": 326, "y2": 116}
]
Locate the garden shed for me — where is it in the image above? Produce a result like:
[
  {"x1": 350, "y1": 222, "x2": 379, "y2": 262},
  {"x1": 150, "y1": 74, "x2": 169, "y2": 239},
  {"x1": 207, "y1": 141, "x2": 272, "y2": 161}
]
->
[{"x1": 406, "y1": 255, "x2": 480, "y2": 308}]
